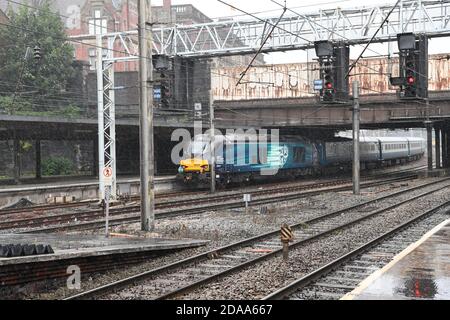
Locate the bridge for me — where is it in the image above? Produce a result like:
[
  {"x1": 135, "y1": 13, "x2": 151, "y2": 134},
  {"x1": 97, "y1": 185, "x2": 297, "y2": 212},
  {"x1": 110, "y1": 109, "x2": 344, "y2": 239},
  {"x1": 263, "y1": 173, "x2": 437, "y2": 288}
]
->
[
  {"x1": 214, "y1": 91, "x2": 450, "y2": 129},
  {"x1": 211, "y1": 53, "x2": 450, "y2": 129}
]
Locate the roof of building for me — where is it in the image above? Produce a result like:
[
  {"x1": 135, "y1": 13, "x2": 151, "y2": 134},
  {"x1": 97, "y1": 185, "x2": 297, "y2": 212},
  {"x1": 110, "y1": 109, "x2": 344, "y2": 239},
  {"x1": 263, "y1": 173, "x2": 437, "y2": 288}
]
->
[
  {"x1": 0, "y1": 1, "x2": 211, "y2": 26},
  {"x1": 0, "y1": 0, "x2": 86, "y2": 14},
  {"x1": 152, "y1": 4, "x2": 212, "y2": 24}
]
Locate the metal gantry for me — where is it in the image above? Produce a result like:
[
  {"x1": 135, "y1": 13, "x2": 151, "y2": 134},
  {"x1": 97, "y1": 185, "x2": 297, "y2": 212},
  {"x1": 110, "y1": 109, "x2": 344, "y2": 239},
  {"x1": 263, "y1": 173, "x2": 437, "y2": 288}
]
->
[
  {"x1": 150, "y1": 0, "x2": 450, "y2": 57},
  {"x1": 96, "y1": 33, "x2": 139, "y2": 199},
  {"x1": 72, "y1": 1, "x2": 450, "y2": 59}
]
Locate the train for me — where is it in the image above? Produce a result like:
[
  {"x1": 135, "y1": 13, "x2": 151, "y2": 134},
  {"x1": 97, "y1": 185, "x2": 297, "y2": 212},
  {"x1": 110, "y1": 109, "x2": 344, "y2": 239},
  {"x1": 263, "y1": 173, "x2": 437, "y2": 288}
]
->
[{"x1": 177, "y1": 134, "x2": 426, "y2": 187}]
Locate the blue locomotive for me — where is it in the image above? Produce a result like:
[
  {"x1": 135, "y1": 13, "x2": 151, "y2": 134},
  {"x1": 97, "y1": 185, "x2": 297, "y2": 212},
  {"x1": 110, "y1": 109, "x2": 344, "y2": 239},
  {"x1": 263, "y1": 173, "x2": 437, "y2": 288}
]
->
[{"x1": 177, "y1": 134, "x2": 426, "y2": 187}]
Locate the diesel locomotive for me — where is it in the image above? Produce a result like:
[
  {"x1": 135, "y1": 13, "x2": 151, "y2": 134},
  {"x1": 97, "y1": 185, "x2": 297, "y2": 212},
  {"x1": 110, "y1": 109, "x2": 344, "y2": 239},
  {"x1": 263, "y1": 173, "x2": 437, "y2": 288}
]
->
[{"x1": 177, "y1": 134, "x2": 426, "y2": 187}]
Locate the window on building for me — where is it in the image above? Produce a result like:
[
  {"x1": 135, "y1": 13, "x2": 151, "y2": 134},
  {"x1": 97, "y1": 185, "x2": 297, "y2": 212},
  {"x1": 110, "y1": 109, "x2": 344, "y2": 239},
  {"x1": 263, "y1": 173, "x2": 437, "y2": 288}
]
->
[{"x1": 89, "y1": 9, "x2": 107, "y2": 35}]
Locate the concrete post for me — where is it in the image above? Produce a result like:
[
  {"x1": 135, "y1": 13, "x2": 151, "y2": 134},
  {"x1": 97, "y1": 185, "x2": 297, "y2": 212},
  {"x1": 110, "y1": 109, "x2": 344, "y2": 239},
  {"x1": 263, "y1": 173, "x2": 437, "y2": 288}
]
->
[
  {"x1": 352, "y1": 81, "x2": 360, "y2": 195},
  {"x1": 13, "y1": 131, "x2": 20, "y2": 184},
  {"x1": 435, "y1": 126, "x2": 441, "y2": 169},
  {"x1": 138, "y1": 0, "x2": 155, "y2": 231},
  {"x1": 93, "y1": 135, "x2": 98, "y2": 177},
  {"x1": 446, "y1": 128, "x2": 450, "y2": 169},
  {"x1": 442, "y1": 129, "x2": 448, "y2": 168},
  {"x1": 209, "y1": 89, "x2": 216, "y2": 194},
  {"x1": 426, "y1": 123, "x2": 433, "y2": 171},
  {"x1": 35, "y1": 140, "x2": 41, "y2": 179}
]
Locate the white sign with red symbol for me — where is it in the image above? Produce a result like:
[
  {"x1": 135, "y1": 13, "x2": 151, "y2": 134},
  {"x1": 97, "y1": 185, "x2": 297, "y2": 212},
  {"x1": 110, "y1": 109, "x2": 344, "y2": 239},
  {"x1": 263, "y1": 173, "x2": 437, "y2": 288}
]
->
[{"x1": 103, "y1": 167, "x2": 113, "y2": 186}]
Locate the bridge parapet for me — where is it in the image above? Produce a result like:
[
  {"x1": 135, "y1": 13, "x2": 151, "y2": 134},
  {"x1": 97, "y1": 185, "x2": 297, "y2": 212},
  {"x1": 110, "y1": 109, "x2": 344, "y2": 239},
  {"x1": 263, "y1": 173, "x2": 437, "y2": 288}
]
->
[{"x1": 215, "y1": 91, "x2": 450, "y2": 129}]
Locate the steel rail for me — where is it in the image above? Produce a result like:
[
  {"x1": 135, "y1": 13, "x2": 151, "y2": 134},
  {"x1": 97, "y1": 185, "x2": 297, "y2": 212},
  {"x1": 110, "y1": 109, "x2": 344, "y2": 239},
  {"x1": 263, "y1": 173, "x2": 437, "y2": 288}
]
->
[
  {"x1": 0, "y1": 164, "x2": 426, "y2": 227},
  {"x1": 63, "y1": 177, "x2": 449, "y2": 300},
  {"x1": 22, "y1": 174, "x2": 418, "y2": 234},
  {"x1": 262, "y1": 201, "x2": 450, "y2": 300},
  {"x1": 0, "y1": 163, "x2": 426, "y2": 218}
]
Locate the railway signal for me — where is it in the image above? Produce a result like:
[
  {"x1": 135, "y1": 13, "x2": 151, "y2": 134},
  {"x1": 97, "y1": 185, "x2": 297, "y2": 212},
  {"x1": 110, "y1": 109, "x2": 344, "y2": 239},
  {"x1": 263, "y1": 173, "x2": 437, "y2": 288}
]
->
[
  {"x1": 322, "y1": 61, "x2": 335, "y2": 102},
  {"x1": 33, "y1": 45, "x2": 41, "y2": 61},
  {"x1": 160, "y1": 76, "x2": 171, "y2": 109},
  {"x1": 153, "y1": 54, "x2": 173, "y2": 109},
  {"x1": 315, "y1": 41, "x2": 350, "y2": 103},
  {"x1": 390, "y1": 33, "x2": 428, "y2": 99},
  {"x1": 404, "y1": 49, "x2": 418, "y2": 98}
]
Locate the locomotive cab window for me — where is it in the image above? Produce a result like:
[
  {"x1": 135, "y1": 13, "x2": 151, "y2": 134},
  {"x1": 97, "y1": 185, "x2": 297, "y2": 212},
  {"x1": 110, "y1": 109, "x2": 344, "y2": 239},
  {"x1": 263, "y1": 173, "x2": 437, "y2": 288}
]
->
[{"x1": 293, "y1": 147, "x2": 306, "y2": 163}]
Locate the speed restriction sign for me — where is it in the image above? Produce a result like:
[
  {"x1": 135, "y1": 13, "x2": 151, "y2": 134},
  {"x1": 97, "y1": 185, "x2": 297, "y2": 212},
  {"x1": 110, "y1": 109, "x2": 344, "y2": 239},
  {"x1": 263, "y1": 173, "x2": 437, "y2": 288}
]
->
[{"x1": 103, "y1": 167, "x2": 113, "y2": 186}]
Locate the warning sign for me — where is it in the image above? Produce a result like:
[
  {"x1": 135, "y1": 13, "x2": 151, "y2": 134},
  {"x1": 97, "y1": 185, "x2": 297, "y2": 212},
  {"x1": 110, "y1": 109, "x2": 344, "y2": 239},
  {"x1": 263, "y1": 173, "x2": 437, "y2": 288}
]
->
[
  {"x1": 103, "y1": 167, "x2": 113, "y2": 186},
  {"x1": 280, "y1": 224, "x2": 294, "y2": 243}
]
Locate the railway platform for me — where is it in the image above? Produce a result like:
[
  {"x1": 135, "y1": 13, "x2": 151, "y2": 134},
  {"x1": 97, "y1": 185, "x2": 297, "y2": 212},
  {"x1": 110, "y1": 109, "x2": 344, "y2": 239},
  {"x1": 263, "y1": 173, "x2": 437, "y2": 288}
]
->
[
  {"x1": 0, "y1": 175, "x2": 179, "y2": 208},
  {"x1": 0, "y1": 233, "x2": 208, "y2": 287},
  {"x1": 343, "y1": 219, "x2": 450, "y2": 300}
]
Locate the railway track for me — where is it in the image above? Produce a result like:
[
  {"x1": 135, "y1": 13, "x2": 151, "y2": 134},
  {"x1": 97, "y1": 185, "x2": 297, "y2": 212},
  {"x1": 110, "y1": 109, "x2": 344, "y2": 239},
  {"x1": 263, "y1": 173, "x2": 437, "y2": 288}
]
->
[
  {"x1": 63, "y1": 177, "x2": 450, "y2": 300},
  {"x1": 12, "y1": 173, "x2": 418, "y2": 233},
  {"x1": 0, "y1": 190, "x2": 199, "y2": 217},
  {"x1": 0, "y1": 164, "x2": 426, "y2": 219},
  {"x1": 263, "y1": 203, "x2": 450, "y2": 300}
]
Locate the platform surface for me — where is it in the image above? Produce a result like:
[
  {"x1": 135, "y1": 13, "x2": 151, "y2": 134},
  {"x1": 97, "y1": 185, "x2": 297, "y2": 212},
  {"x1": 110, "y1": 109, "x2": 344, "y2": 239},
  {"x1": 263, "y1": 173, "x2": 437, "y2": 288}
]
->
[
  {"x1": 0, "y1": 175, "x2": 175, "y2": 192},
  {"x1": 0, "y1": 233, "x2": 207, "y2": 266},
  {"x1": 344, "y1": 219, "x2": 450, "y2": 300}
]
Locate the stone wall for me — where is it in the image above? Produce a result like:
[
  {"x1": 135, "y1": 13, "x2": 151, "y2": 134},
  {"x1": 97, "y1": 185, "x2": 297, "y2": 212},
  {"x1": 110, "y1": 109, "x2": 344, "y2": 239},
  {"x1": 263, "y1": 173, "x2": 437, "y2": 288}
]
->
[{"x1": 0, "y1": 140, "x2": 94, "y2": 179}]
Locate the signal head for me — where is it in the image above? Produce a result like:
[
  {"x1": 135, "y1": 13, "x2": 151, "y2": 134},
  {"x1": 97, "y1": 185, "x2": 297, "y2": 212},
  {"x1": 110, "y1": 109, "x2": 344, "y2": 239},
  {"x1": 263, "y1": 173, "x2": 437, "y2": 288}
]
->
[{"x1": 33, "y1": 45, "x2": 41, "y2": 61}]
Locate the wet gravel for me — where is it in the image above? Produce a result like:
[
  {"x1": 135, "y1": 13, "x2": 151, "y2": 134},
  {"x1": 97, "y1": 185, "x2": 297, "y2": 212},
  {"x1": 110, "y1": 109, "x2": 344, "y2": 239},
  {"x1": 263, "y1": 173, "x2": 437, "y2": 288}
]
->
[
  {"x1": 173, "y1": 187, "x2": 450, "y2": 300},
  {"x1": 294, "y1": 212, "x2": 449, "y2": 300}
]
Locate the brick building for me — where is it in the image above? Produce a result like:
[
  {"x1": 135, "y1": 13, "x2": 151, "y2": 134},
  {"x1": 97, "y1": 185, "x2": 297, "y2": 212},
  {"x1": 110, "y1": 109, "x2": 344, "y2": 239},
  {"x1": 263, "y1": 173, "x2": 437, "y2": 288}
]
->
[
  {"x1": 1, "y1": 0, "x2": 262, "y2": 70},
  {"x1": 1, "y1": 0, "x2": 139, "y2": 71},
  {"x1": 0, "y1": 8, "x2": 8, "y2": 24}
]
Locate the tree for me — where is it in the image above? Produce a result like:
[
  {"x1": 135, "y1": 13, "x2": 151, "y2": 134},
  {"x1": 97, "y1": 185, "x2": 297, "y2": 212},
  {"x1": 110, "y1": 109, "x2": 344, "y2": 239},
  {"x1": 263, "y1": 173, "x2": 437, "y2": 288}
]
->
[{"x1": 0, "y1": 0, "x2": 76, "y2": 114}]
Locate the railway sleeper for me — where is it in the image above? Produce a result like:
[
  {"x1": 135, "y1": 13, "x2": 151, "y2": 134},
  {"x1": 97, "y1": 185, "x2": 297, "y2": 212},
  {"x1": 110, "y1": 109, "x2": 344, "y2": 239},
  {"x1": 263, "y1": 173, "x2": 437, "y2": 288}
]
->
[
  {"x1": 320, "y1": 277, "x2": 362, "y2": 285},
  {"x1": 313, "y1": 282, "x2": 357, "y2": 291}
]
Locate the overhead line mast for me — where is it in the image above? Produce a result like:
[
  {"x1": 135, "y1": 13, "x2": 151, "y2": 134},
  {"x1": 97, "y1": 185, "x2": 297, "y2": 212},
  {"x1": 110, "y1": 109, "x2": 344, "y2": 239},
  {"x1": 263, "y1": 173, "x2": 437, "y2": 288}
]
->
[{"x1": 138, "y1": 0, "x2": 155, "y2": 232}]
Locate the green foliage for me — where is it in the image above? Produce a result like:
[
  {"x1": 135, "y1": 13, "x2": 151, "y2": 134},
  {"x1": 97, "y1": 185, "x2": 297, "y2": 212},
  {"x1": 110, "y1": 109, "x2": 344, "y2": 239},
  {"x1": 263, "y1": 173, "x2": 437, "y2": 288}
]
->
[
  {"x1": 0, "y1": 95, "x2": 33, "y2": 114},
  {"x1": 20, "y1": 140, "x2": 33, "y2": 153},
  {"x1": 0, "y1": 1, "x2": 76, "y2": 115},
  {"x1": 42, "y1": 157, "x2": 74, "y2": 176}
]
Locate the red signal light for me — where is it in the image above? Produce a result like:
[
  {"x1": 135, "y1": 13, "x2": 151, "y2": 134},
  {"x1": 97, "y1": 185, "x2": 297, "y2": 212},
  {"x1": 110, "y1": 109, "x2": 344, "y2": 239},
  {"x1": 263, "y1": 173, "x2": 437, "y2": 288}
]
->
[
  {"x1": 407, "y1": 76, "x2": 415, "y2": 85},
  {"x1": 325, "y1": 82, "x2": 333, "y2": 89}
]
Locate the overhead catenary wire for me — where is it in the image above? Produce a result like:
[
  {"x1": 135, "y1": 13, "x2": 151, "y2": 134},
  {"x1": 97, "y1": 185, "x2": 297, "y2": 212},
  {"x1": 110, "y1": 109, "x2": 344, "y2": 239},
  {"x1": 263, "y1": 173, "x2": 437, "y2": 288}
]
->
[
  {"x1": 346, "y1": 0, "x2": 402, "y2": 78},
  {"x1": 217, "y1": 0, "x2": 313, "y2": 45},
  {"x1": 236, "y1": 5, "x2": 287, "y2": 86},
  {"x1": 211, "y1": 0, "x2": 354, "y2": 21},
  {"x1": 0, "y1": 19, "x2": 291, "y2": 92},
  {"x1": 1, "y1": 0, "x2": 395, "y2": 84},
  {"x1": 269, "y1": 0, "x2": 393, "y2": 75},
  {"x1": 213, "y1": 0, "x2": 397, "y2": 93},
  {"x1": 0, "y1": 1, "x2": 440, "y2": 117}
]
